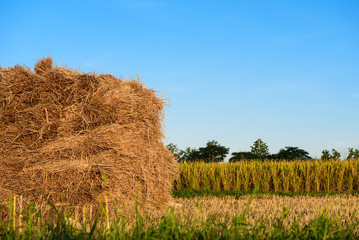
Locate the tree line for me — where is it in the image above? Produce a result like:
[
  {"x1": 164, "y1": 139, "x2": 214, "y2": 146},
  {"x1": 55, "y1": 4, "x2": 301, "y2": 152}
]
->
[{"x1": 167, "y1": 139, "x2": 359, "y2": 162}]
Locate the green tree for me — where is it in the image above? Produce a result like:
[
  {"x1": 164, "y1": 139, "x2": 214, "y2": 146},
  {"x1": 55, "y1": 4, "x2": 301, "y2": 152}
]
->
[
  {"x1": 331, "y1": 149, "x2": 341, "y2": 160},
  {"x1": 180, "y1": 140, "x2": 229, "y2": 163},
  {"x1": 229, "y1": 151, "x2": 257, "y2": 162},
  {"x1": 347, "y1": 148, "x2": 359, "y2": 160},
  {"x1": 272, "y1": 146, "x2": 311, "y2": 160},
  {"x1": 250, "y1": 139, "x2": 269, "y2": 159},
  {"x1": 166, "y1": 143, "x2": 182, "y2": 161},
  {"x1": 321, "y1": 150, "x2": 330, "y2": 160},
  {"x1": 179, "y1": 147, "x2": 201, "y2": 162},
  {"x1": 321, "y1": 149, "x2": 341, "y2": 160},
  {"x1": 198, "y1": 140, "x2": 229, "y2": 162}
]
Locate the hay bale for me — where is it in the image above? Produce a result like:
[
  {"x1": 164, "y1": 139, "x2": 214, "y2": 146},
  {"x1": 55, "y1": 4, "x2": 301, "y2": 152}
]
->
[{"x1": 0, "y1": 58, "x2": 178, "y2": 215}]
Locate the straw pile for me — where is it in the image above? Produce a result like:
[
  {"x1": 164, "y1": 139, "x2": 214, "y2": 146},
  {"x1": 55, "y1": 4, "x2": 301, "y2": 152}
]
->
[{"x1": 0, "y1": 58, "x2": 177, "y2": 215}]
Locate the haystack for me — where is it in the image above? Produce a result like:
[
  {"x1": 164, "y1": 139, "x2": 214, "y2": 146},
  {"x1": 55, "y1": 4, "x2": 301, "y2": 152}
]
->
[{"x1": 0, "y1": 58, "x2": 177, "y2": 215}]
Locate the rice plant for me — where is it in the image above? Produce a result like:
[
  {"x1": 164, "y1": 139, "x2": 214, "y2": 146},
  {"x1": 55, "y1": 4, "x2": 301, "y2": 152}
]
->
[{"x1": 175, "y1": 159, "x2": 359, "y2": 193}]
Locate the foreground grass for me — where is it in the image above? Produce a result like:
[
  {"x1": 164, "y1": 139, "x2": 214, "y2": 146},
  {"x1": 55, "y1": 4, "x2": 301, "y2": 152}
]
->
[
  {"x1": 1, "y1": 205, "x2": 358, "y2": 239},
  {"x1": 1, "y1": 194, "x2": 359, "y2": 239}
]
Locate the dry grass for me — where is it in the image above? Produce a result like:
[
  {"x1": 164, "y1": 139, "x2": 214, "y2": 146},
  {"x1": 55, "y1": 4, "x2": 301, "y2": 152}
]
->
[
  {"x1": 0, "y1": 57, "x2": 178, "y2": 216},
  {"x1": 173, "y1": 194, "x2": 359, "y2": 231},
  {"x1": 2, "y1": 194, "x2": 358, "y2": 236},
  {"x1": 2, "y1": 195, "x2": 358, "y2": 239}
]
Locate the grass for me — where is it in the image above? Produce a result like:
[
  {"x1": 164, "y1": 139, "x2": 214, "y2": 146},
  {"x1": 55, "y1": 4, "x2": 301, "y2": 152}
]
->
[
  {"x1": 175, "y1": 159, "x2": 359, "y2": 192},
  {"x1": 1, "y1": 210, "x2": 358, "y2": 239},
  {"x1": 1, "y1": 194, "x2": 359, "y2": 239}
]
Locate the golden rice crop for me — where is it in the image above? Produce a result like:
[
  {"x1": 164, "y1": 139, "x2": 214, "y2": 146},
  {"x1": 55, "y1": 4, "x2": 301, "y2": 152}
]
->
[{"x1": 175, "y1": 159, "x2": 359, "y2": 192}]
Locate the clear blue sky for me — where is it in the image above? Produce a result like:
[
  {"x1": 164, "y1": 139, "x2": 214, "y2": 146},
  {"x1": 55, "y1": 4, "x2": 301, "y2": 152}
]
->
[{"x1": 1, "y1": 1, "x2": 358, "y2": 158}]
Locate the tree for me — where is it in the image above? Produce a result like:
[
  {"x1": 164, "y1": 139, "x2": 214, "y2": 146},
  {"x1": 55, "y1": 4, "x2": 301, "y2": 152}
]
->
[
  {"x1": 229, "y1": 151, "x2": 257, "y2": 162},
  {"x1": 321, "y1": 150, "x2": 330, "y2": 160},
  {"x1": 347, "y1": 148, "x2": 359, "y2": 160},
  {"x1": 250, "y1": 139, "x2": 269, "y2": 159},
  {"x1": 166, "y1": 143, "x2": 181, "y2": 161},
  {"x1": 331, "y1": 149, "x2": 341, "y2": 160},
  {"x1": 198, "y1": 140, "x2": 229, "y2": 162},
  {"x1": 179, "y1": 140, "x2": 229, "y2": 163},
  {"x1": 179, "y1": 147, "x2": 201, "y2": 162},
  {"x1": 272, "y1": 146, "x2": 311, "y2": 160},
  {"x1": 321, "y1": 149, "x2": 340, "y2": 160}
]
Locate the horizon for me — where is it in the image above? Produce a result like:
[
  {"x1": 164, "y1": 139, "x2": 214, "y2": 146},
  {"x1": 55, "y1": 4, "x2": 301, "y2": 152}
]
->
[{"x1": 1, "y1": 0, "x2": 358, "y2": 158}]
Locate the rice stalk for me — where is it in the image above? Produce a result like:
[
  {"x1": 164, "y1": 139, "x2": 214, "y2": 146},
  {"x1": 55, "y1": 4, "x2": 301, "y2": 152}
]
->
[{"x1": 177, "y1": 159, "x2": 359, "y2": 193}]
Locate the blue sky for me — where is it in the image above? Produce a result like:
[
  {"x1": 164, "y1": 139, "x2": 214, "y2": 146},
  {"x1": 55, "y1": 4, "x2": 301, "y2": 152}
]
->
[{"x1": 1, "y1": 0, "x2": 358, "y2": 158}]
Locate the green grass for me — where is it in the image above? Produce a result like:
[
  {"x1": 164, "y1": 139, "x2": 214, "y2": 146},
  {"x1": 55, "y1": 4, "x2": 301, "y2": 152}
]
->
[
  {"x1": 1, "y1": 210, "x2": 358, "y2": 239},
  {"x1": 1, "y1": 195, "x2": 359, "y2": 240}
]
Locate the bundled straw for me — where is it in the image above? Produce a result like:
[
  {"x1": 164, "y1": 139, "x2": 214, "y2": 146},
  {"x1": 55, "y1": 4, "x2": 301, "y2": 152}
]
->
[{"x1": 0, "y1": 58, "x2": 177, "y2": 215}]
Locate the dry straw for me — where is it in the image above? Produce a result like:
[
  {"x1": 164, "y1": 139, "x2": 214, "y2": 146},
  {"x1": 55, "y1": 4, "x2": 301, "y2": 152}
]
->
[{"x1": 0, "y1": 57, "x2": 178, "y2": 217}]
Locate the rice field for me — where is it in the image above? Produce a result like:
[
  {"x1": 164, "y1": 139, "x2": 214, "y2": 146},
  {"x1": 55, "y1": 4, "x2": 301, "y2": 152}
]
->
[
  {"x1": 175, "y1": 159, "x2": 359, "y2": 193},
  {"x1": 2, "y1": 160, "x2": 359, "y2": 239}
]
